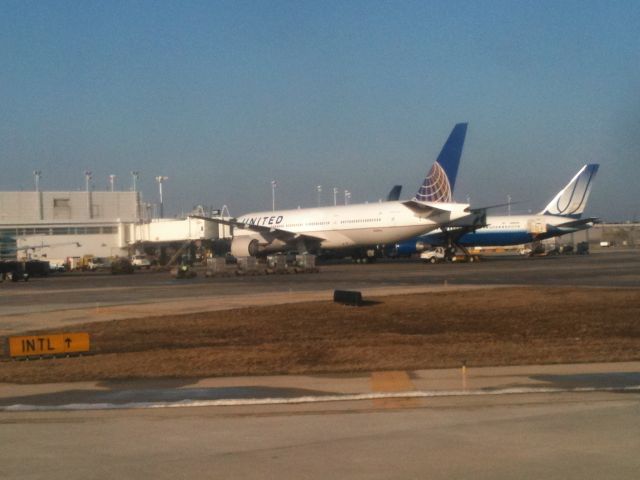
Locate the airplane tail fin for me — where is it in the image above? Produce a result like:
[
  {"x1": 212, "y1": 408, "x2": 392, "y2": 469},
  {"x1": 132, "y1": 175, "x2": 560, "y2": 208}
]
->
[
  {"x1": 414, "y1": 123, "x2": 468, "y2": 202},
  {"x1": 386, "y1": 185, "x2": 402, "y2": 201},
  {"x1": 540, "y1": 164, "x2": 599, "y2": 218}
]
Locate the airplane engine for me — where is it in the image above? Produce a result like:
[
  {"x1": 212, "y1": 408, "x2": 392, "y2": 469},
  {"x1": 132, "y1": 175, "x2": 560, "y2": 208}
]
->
[
  {"x1": 414, "y1": 240, "x2": 428, "y2": 253},
  {"x1": 230, "y1": 236, "x2": 264, "y2": 257},
  {"x1": 392, "y1": 239, "x2": 428, "y2": 257}
]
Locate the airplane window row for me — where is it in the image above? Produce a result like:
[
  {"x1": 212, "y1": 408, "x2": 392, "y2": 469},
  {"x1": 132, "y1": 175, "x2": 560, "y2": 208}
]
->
[
  {"x1": 340, "y1": 218, "x2": 382, "y2": 224},
  {"x1": 489, "y1": 224, "x2": 518, "y2": 229},
  {"x1": 283, "y1": 218, "x2": 382, "y2": 228},
  {"x1": 305, "y1": 221, "x2": 330, "y2": 226}
]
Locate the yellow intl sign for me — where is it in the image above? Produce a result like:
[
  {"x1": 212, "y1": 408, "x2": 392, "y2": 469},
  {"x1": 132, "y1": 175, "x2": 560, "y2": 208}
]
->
[{"x1": 8, "y1": 333, "x2": 90, "y2": 358}]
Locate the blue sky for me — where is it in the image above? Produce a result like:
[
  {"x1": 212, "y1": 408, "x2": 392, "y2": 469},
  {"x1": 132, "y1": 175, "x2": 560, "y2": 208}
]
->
[{"x1": 2, "y1": 0, "x2": 639, "y2": 220}]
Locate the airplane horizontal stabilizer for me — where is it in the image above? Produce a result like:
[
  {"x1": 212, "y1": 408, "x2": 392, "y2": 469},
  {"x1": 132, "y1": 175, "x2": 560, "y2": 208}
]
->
[
  {"x1": 401, "y1": 200, "x2": 452, "y2": 218},
  {"x1": 553, "y1": 217, "x2": 599, "y2": 229}
]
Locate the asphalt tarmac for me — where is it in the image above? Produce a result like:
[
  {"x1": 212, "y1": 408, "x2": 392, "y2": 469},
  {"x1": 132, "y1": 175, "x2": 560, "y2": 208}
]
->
[
  {"x1": 1, "y1": 250, "x2": 639, "y2": 334},
  {"x1": 1, "y1": 250, "x2": 639, "y2": 479}
]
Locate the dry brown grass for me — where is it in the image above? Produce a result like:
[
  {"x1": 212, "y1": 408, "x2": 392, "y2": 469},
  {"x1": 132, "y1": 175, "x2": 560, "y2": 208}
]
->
[{"x1": 1, "y1": 286, "x2": 639, "y2": 383}]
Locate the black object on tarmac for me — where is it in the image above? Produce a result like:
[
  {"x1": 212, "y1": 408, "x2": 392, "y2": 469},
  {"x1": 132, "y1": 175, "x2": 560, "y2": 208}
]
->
[{"x1": 333, "y1": 290, "x2": 363, "y2": 306}]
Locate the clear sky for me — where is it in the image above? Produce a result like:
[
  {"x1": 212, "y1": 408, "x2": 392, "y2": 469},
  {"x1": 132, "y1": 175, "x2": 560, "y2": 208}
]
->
[{"x1": 2, "y1": 0, "x2": 639, "y2": 221}]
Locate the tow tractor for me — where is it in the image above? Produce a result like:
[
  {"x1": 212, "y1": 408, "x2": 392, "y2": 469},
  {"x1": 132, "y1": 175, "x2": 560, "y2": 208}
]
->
[{"x1": 419, "y1": 246, "x2": 479, "y2": 263}]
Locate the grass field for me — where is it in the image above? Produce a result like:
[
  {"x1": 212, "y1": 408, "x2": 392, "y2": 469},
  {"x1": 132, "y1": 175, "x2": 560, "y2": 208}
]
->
[{"x1": 1, "y1": 286, "x2": 639, "y2": 383}]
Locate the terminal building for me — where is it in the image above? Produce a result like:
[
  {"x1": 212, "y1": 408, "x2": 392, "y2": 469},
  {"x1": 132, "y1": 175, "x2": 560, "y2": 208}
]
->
[
  {"x1": 565, "y1": 222, "x2": 639, "y2": 249},
  {"x1": 0, "y1": 190, "x2": 230, "y2": 265},
  {"x1": 1, "y1": 188, "x2": 637, "y2": 264}
]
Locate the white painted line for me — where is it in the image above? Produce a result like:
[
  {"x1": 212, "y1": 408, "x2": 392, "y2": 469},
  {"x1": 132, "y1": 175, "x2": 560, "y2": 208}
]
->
[{"x1": 3, "y1": 385, "x2": 640, "y2": 412}]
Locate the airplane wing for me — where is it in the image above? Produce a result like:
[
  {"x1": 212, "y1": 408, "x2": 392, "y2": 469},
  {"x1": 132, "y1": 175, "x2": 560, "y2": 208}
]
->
[
  {"x1": 430, "y1": 224, "x2": 483, "y2": 243},
  {"x1": 7, "y1": 241, "x2": 82, "y2": 252},
  {"x1": 189, "y1": 215, "x2": 325, "y2": 243},
  {"x1": 441, "y1": 213, "x2": 487, "y2": 229}
]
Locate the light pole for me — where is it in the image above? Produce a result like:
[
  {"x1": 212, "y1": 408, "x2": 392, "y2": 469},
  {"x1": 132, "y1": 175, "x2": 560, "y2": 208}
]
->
[
  {"x1": 344, "y1": 190, "x2": 351, "y2": 205},
  {"x1": 271, "y1": 180, "x2": 278, "y2": 211},
  {"x1": 33, "y1": 170, "x2": 41, "y2": 192},
  {"x1": 84, "y1": 170, "x2": 93, "y2": 219},
  {"x1": 131, "y1": 171, "x2": 139, "y2": 192},
  {"x1": 507, "y1": 194, "x2": 512, "y2": 216},
  {"x1": 317, "y1": 185, "x2": 322, "y2": 207},
  {"x1": 33, "y1": 170, "x2": 43, "y2": 220},
  {"x1": 109, "y1": 174, "x2": 116, "y2": 192},
  {"x1": 333, "y1": 187, "x2": 338, "y2": 206},
  {"x1": 156, "y1": 176, "x2": 169, "y2": 218}
]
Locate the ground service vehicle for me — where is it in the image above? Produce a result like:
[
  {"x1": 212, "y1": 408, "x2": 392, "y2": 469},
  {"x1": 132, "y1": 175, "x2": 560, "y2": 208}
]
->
[
  {"x1": 420, "y1": 246, "x2": 479, "y2": 263},
  {"x1": 131, "y1": 255, "x2": 151, "y2": 269},
  {"x1": 111, "y1": 257, "x2": 134, "y2": 274},
  {"x1": 420, "y1": 247, "x2": 447, "y2": 263},
  {"x1": 87, "y1": 257, "x2": 111, "y2": 271},
  {"x1": 0, "y1": 261, "x2": 30, "y2": 282}
]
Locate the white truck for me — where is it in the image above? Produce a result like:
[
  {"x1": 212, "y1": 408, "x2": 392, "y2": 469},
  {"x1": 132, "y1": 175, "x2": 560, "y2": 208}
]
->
[
  {"x1": 131, "y1": 254, "x2": 151, "y2": 269},
  {"x1": 420, "y1": 246, "x2": 479, "y2": 263},
  {"x1": 420, "y1": 247, "x2": 447, "y2": 263}
]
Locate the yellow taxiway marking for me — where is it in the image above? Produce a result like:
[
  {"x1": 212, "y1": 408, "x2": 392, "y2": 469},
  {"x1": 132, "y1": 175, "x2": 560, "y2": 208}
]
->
[{"x1": 370, "y1": 370, "x2": 420, "y2": 408}]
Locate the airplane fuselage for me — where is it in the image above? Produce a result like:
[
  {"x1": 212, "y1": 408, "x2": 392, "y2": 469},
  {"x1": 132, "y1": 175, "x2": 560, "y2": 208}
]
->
[
  {"x1": 421, "y1": 214, "x2": 594, "y2": 247},
  {"x1": 236, "y1": 201, "x2": 473, "y2": 251}
]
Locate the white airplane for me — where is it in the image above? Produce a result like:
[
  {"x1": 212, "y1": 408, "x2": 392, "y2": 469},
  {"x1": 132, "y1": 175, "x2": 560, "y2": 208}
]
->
[
  {"x1": 391, "y1": 163, "x2": 600, "y2": 257},
  {"x1": 197, "y1": 124, "x2": 485, "y2": 257}
]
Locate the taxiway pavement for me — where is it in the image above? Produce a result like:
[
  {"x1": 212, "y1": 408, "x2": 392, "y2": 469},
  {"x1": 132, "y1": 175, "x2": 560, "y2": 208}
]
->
[
  {"x1": 1, "y1": 250, "x2": 639, "y2": 334},
  {"x1": 1, "y1": 362, "x2": 639, "y2": 479},
  {"x1": 1, "y1": 251, "x2": 639, "y2": 479}
]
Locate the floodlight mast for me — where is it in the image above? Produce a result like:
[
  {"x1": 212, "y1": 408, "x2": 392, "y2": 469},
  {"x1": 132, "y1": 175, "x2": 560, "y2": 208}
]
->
[
  {"x1": 33, "y1": 170, "x2": 41, "y2": 192},
  {"x1": 33, "y1": 170, "x2": 43, "y2": 220},
  {"x1": 131, "y1": 171, "x2": 140, "y2": 192},
  {"x1": 155, "y1": 176, "x2": 169, "y2": 218},
  {"x1": 271, "y1": 180, "x2": 278, "y2": 211},
  {"x1": 84, "y1": 170, "x2": 93, "y2": 219}
]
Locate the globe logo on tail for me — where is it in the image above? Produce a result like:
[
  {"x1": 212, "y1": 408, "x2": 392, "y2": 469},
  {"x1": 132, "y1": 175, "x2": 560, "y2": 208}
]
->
[{"x1": 415, "y1": 162, "x2": 453, "y2": 203}]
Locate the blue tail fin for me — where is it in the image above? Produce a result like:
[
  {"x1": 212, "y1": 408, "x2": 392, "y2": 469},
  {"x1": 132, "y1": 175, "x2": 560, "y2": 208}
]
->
[
  {"x1": 541, "y1": 164, "x2": 599, "y2": 218},
  {"x1": 386, "y1": 185, "x2": 402, "y2": 201},
  {"x1": 414, "y1": 123, "x2": 468, "y2": 202}
]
